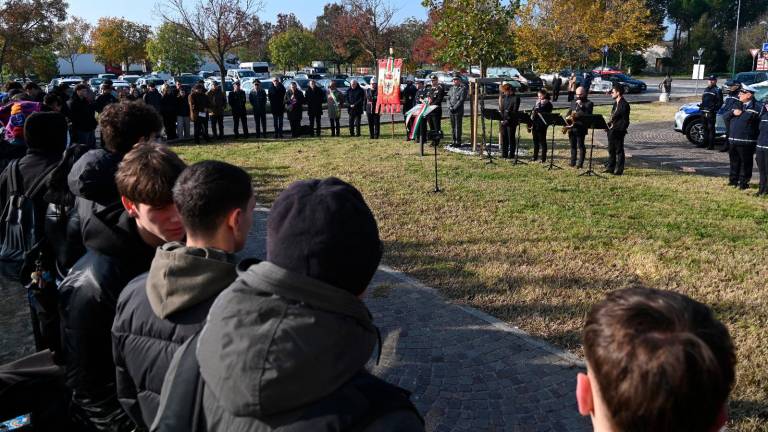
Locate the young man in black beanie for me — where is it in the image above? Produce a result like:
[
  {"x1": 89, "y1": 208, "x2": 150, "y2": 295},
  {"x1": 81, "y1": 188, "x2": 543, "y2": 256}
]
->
[
  {"x1": 112, "y1": 161, "x2": 255, "y2": 429},
  {"x1": 154, "y1": 177, "x2": 424, "y2": 432}
]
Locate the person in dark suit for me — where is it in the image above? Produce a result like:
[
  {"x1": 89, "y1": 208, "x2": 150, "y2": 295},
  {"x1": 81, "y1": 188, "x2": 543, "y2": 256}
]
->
[
  {"x1": 402, "y1": 79, "x2": 417, "y2": 137},
  {"x1": 723, "y1": 86, "x2": 761, "y2": 189},
  {"x1": 346, "y1": 80, "x2": 365, "y2": 137},
  {"x1": 447, "y1": 73, "x2": 467, "y2": 147},
  {"x1": 530, "y1": 89, "x2": 553, "y2": 163},
  {"x1": 552, "y1": 75, "x2": 562, "y2": 102},
  {"x1": 700, "y1": 75, "x2": 723, "y2": 150},
  {"x1": 284, "y1": 82, "x2": 305, "y2": 138},
  {"x1": 498, "y1": 83, "x2": 521, "y2": 159},
  {"x1": 605, "y1": 84, "x2": 630, "y2": 175},
  {"x1": 269, "y1": 78, "x2": 286, "y2": 138},
  {"x1": 248, "y1": 80, "x2": 268, "y2": 138},
  {"x1": 227, "y1": 81, "x2": 249, "y2": 139},
  {"x1": 566, "y1": 86, "x2": 594, "y2": 168},
  {"x1": 304, "y1": 79, "x2": 325, "y2": 137},
  {"x1": 427, "y1": 74, "x2": 445, "y2": 133},
  {"x1": 365, "y1": 77, "x2": 380, "y2": 139}
]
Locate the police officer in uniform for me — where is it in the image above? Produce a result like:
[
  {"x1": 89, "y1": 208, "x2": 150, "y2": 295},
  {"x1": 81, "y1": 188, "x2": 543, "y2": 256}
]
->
[
  {"x1": 756, "y1": 101, "x2": 768, "y2": 196},
  {"x1": 498, "y1": 83, "x2": 521, "y2": 159},
  {"x1": 447, "y1": 73, "x2": 467, "y2": 147},
  {"x1": 415, "y1": 80, "x2": 430, "y2": 154},
  {"x1": 566, "y1": 86, "x2": 594, "y2": 168},
  {"x1": 427, "y1": 74, "x2": 445, "y2": 134},
  {"x1": 720, "y1": 79, "x2": 742, "y2": 152},
  {"x1": 723, "y1": 85, "x2": 761, "y2": 189},
  {"x1": 402, "y1": 78, "x2": 417, "y2": 137},
  {"x1": 530, "y1": 89, "x2": 553, "y2": 163},
  {"x1": 700, "y1": 74, "x2": 723, "y2": 149}
]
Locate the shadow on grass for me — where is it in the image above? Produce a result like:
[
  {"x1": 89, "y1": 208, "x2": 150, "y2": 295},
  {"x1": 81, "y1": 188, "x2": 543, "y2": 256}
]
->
[
  {"x1": 240, "y1": 165, "x2": 292, "y2": 204},
  {"x1": 730, "y1": 399, "x2": 768, "y2": 424}
]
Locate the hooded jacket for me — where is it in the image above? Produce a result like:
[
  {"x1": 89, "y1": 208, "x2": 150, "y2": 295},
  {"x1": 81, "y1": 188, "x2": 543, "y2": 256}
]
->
[
  {"x1": 67, "y1": 148, "x2": 122, "y2": 237},
  {"x1": 58, "y1": 203, "x2": 156, "y2": 431},
  {"x1": 153, "y1": 261, "x2": 423, "y2": 432},
  {"x1": 67, "y1": 94, "x2": 98, "y2": 132},
  {"x1": 112, "y1": 243, "x2": 237, "y2": 428}
]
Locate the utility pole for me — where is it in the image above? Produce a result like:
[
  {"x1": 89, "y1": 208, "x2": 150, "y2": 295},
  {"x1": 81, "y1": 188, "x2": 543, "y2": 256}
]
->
[
  {"x1": 695, "y1": 48, "x2": 704, "y2": 96},
  {"x1": 732, "y1": 0, "x2": 742, "y2": 77}
]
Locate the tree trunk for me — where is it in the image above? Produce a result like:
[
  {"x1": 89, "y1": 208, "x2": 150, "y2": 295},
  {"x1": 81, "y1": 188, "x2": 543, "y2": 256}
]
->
[
  {"x1": 0, "y1": 42, "x2": 8, "y2": 83},
  {"x1": 70, "y1": 56, "x2": 77, "y2": 75},
  {"x1": 619, "y1": 51, "x2": 623, "y2": 69}
]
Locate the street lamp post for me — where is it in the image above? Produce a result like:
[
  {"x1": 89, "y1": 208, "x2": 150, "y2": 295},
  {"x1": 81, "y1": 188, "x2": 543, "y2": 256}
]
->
[
  {"x1": 695, "y1": 48, "x2": 704, "y2": 96},
  {"x1": 602, "y1": 45, "x2": 609, "y2": 70},
  {"x1": 732, "y1": 0, "x2": 742, "y2": 77}
]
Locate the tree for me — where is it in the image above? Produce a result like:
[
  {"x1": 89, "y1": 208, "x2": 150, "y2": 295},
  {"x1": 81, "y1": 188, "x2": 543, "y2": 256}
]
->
[
  {"x1": 159, "y1": 0, "x2": 263, "y2": 86},
  {"x1": 57, "y1": 17, "x2": 92, "y2": 75},
  {"x1": 344, "y1": 0, "x2": 398, "y2": 66},
  {"x1": 234, "y1": 17, "x2": 274, "y2": 62},
  {"x1": 313, "y1": 3, "x2": 361, "y2": 73},
  {"x1": 0, "y1": 0, "x2": 67, "y2": 81},
  {"x1": 268, "y1": 28, "x2": 319, "y2": 73},
  {"x1": 422, "y1": 0, "x2": 516, "y2": 76},
  {"x1": 274, "y1": 13, "x2": 303, "y2": 34},
  {"x1": 6, "y1": 44, "x2": 58, "y2": 80},
  {"x1": 146, "y1": 22, "x2": 200, "y2": 74},
  {"x1": 390, "y1": 17, "x2": 427, "y2": 71},
  {"x1": 92, "y1": 17, "x2": 151, "y2": 72}
]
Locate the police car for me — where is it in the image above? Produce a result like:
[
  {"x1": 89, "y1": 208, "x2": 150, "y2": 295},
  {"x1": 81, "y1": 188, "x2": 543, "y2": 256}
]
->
[{"x1": 674, "y1": 80, "x2": 768, "y2": 145}]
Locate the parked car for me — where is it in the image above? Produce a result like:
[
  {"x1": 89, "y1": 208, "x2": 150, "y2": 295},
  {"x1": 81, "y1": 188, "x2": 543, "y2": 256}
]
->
[
  {"x1": 674, "y1": 103, "x2": 726, "y2": 146},
  {"x1": 731, "y1": 71, "x2": 768, "y2": 87},
  {"x1": 227, "y1": 68, "x2": 258, "y2": 82},
  {"x1": 282, "y1": 78, "x2": 324, "y2": 95},
  {"x1": 539, "y1": 70, "x2": 572, "y2": 87},
  {"x1": 136, "y1": 76, "x2": 166, "y2": 88},
  {"x1": 204, "y1": 77, "x2": 234, "y2": 94},
  {"x1": 348, "y1": 75, "x2": 374, "y2": 89},
  {"x1": 318, "y1": 78, "x2": 351, "y2": 97},
  {"x1": 239, "y1": 62, "x2": 270, "y2": 80},
  {"x1": 241, "y1": 79, "x2": 274, "y2": 96},
  {"x1": 46, "y1": 77, "x2": 82, "y2": 94},
  {"x1": 591, "y1": 66, "x2": 623, "y2": 75},
  {"x1": 598, "y1": 73, "x2": 647, "y2": 93},
  {"x1": 97, "y1": 73, "x2": 117, "y2": 80},
  {"x1": 88, "y1": 78, "x2": 106, "y2": 94},
  {"x1": 119, "y1": 74, "x2": 141, "y2": 84},
  {"x1": 171, "y1": 74, "x2": 201, "y2": 93},
  {"x1": 199, "y1": 70, "x2": 216, "y2": 79},
  {"x1": 589, "y1": 77, "x2": 614, "y2": 93},
  {"x1": 415, "y1": 69, "x2": 433, "y2": 79},
  {"x1": 486, "y1": 67, "x2": 542, "y2": 92}
]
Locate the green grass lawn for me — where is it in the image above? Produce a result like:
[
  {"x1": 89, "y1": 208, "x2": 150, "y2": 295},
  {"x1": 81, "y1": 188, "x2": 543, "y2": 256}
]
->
[{"x1": 173, "y1": 102, "x2": 768, "y2": 431}]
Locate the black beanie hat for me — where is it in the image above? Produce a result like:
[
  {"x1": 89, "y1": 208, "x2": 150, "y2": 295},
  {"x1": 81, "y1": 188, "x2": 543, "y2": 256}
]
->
[
  {"x1": 24, "y1": 112, "x2": 68, "y2": 153},
  {"x1": 267, "y1": 177, "x2": 383, "y2": 296}
]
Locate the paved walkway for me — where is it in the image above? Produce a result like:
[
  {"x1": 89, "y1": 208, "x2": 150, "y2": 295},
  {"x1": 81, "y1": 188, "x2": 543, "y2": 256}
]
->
[{"x1": 243, "y1": 208, "x2": 589, "y2": 432}]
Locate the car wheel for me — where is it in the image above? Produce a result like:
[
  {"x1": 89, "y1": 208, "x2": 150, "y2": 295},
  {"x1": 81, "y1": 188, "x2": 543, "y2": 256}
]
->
[{"x1": 685, "y1": 119, "x2": 704, "y2": 146}]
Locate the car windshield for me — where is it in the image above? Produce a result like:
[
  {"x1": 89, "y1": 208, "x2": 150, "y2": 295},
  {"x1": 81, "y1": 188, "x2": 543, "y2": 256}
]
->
[
  {"x1": 253, "y1": 66, "x2": 269, "y2": 73},
  {"x1": 329, "y1": 79, "x2": 349, "y2": 88},
  {"x1": 176, "y1": 75, "x2": 199, "y2": 84},
  {"x1": 122, "y1": 76, "x2": 140, "y2": 83},
  {"x1": 237, "y1": 70, "x2": 256, "y2": 77},
  {"x1": 292, "y1": 79, "x2": 309, "y2": 88},
  {"x1": 735, "y1": 73, "x2": 756, "y2": 83},
  {"x1": 89, "y1": 79, "x2": 104, "y2": 86}
]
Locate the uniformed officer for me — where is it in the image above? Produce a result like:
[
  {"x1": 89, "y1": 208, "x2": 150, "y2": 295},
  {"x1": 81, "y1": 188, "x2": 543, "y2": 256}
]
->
[
  {"x1": 723, "y1": 85, "x2": 760, "y2": 189},
  {"x1": 756, "y1": 101, "x2": 768, "y2": 196},
  {"x1": 566, "y1": 86, "x2": 594, "y2": 168},
  {"x1": 447, "y1": 73, "x2": 467, "y2": 147},
  {"x1": 365, "y1": 77, "x2": 380, "y2": 139},
  {"x1": 720, "y1": 80, "x2": 742, "y2": 152},
  {"x1": 530, "y1": 89, "x2": 553, "y2": 163},
  {"x1": 415, "y1": 80, "x2": 430, "y2": 154},
  {"x1": 700, "y1": 74, "x2": 723, "y2": 150},
  {"x1": 498, "y1": 83, "x2": 521, "y2": 159},
  {"x1": 402, "y1": 78, "x2": 417, "y2": 137},
  {"x1": 428, "y1": 74, "x2": 445, "y2": 134}
]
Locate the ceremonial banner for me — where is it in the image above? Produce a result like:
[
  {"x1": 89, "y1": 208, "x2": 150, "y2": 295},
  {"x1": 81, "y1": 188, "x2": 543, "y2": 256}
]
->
[
  {"x1": 405, "y1": 103, "x2": 437, "y2": 141},
  {"x1": 376, "y1": 57, "x2": 402, "y2": 114}
]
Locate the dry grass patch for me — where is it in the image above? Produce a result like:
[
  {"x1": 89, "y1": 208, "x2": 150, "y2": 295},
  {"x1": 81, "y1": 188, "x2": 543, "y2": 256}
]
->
[{"x1": 175, "y1": 122, "x2": 768, "y2": 431}]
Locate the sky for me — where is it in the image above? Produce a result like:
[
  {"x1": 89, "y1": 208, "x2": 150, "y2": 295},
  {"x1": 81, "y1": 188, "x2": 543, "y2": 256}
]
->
[{"x1": 69, "y1": 0, "x2": 428, "y2": 28}]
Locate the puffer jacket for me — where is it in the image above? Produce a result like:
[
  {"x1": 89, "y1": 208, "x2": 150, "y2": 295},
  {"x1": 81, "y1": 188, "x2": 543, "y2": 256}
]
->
[
  {"x1": 67, "y1": 148, "x2": 122, "y2": 237},
  {"x1": 58, "y1": 203, "x2": 156, "y2": 431},
  {"x1": 724, "y1": 99, "x2": 761, "y2": 146},
  {"x1": 153, "y1": 261, "x2": 424, "y2": 432},
  {"x1": 112, "y1": 243, "x2": 237, "y2": 429}
]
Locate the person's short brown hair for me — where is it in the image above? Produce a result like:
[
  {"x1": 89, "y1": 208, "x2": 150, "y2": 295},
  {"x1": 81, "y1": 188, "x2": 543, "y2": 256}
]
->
[
  {"x1": 583, "y1": 287, "x2": 735, "y2": 432},
  {"x1": 500, "y1": 83, "x2": 513, "y2": 92},
  {"x1": 99, "y1": 101, "x2": 163, "y2": 154},
  {"x1": 115, "y1": 143, "x2": 187, "y2": 207}
]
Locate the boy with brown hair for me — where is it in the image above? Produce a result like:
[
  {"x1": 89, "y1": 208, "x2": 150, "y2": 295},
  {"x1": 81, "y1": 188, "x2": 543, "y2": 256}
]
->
[
  {"x1": 58, "y1": 143, "x2": 186, "y2": 431},
  {"x1": 577, "y1": 287, "x2": 736, "y2": 432}
]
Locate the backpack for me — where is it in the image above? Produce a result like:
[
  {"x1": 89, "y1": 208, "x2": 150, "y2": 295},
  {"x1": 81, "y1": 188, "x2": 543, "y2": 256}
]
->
[
  {"x1": 0, "y1": 160, "x2": 56, "y2": 280},
  {"x1": 153, "y1": 334, "x2": 424, "y2": 432}
]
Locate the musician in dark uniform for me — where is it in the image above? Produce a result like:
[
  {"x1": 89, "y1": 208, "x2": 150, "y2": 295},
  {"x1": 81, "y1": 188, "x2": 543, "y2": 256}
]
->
[
  {"x1": 723, "y1": 85, "x2": 761, "y2": 189},
  {"x1": 605, "y1": 83, "x2": 630, "y2": 175},
  {"x1": 700, "y1": 74, "x2": 723, "y2": 150},
  {"x1": 428, "y1": 74, "x2": 445, "y2": 134},
  {"x1": 720, "y1": 80, "x2": 742, "y2": 152},
  {"x1": 447, "y1": 73, "x2": 467, "y2": 147},
  {"x1": 566, "y1": 86, "x2": 594, "y2": 168},
  {"x1": 530, "y1": 89, "x2": 553, "y2": 163},
  {"x1": 415, "y1": 80, "x2": 429, "y2": 152},
  {"x1": 498, "y1": 83, "x2": 521, "y2": 159}
]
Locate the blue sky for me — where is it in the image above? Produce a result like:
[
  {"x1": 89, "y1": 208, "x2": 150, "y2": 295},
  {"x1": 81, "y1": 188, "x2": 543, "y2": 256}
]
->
[{"x1": 69, "y1": 0, "x2": 428, "y2": 28}]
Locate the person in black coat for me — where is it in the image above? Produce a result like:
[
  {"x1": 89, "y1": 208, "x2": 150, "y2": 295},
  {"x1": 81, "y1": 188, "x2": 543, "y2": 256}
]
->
[
  {"x1": 347, "y1": 80, "x2": 365, "y2": 136},
  {"x1": 365, "y1": 78, "x2": 380, "y2": 139},
  {"x1": 112, "y1": 161, "x2": 254, "y2": 429},
  {"x1": 228, "y1": 81, "x2": 249, "y2": 139},
  {"x1": 552, "y1": 75, "x2": 562, "y2": 102},
  {"x1": 530, "y1": 89, "x2": 553, "y2": 163},
  {"x1": 175, "y1": 85, "x2": 191, "y2": 139},
  {"x1": 304, "y1": 79, "x2": 325, "y2": 137},
  {"x1": 498, "y1": 83, "x2": 521, "y2": 159},
  {"x1": 143, "y1": 83, "x2": 162, "y2": 113},
  {"x1": 605, "y1": 84, "x2": 631, "y2": 175},
  {"x1": 700, "y1": 75, "x2": 723, "y2": 150},
  {"x1": 249, "y1": 80, "x2": 268, "y2": 138},
  {"x1": 160, "y1": 85, "x2": 178, "y2": 140},
  {"x1": 68, "y1": 84, "x2": 97, "y2": 147},
  {"x1": 427, "y1": 74, "x2": 445, "y2": 133},
  {"x1": 566, "y1": 86, "x2": 594, "y2": 168},
  {"x1": 723, "y1": 86, "x2": 761, "y2": 189},
  {"x1": 59, "y1": 143, "x2": 186, "y2": 432},
  {"x1": 269, "y1": 78, "x2": 286, "y2": 138},
  {"x1": 402, "y1": 79, "x2": 417, "y2": 136},
  {"x1": 285, "y1": 82, "x2": 305, "y2": 138},
  {"x1": 757, "y1": 103, "x2": 768, "y2": 196},
  {"x1": 94, "y1": 83, "x2": 118, "y2": 114},
  {"x1": 720, "y1": 80, "x2": 742, "y2": 153}
]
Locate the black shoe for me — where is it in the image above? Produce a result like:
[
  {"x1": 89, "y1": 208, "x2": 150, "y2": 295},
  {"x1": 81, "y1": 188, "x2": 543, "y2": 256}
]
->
[
  {"x1": 614, "y1": 171, "x2": 623, "y2": 176},
  {"x1": 576, "y1": 164, "x2": 584, "y2": 169},
  {"x1": 707, "y1": 146, "x2": 714, "y2": 150},
  {"x1": 739, "y1": 184, "x2": 749, "y2": 190}
]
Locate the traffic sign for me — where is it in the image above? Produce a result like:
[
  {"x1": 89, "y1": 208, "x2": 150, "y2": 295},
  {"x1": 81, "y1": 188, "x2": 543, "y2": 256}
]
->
[
  {"x1": 763, "y1": 42, "x2": 768, "y2": 51},
  {"x1": 692, "y1": 64, "x2": 705, "y2": 79},
  {"x1": 751, "y1": 48, "x2": 760, "y2": 57}
]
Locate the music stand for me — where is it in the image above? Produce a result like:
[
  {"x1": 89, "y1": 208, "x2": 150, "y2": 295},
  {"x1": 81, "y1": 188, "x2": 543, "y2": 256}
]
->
[
  {"x1": 577, "y1": 114, "x2": 608, "y2": 178},
  {"x1": 512, "y1": 111, "x2": 533, "y2": 166},
  {"x1": 538, "y1": 112, "x2": 565, "y2": 171},
  {"x1": 482, "y1": 108, "x2": 503, "y2": 164}
]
